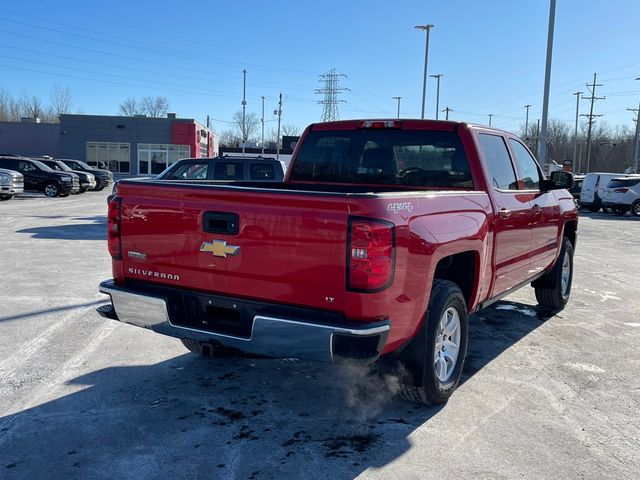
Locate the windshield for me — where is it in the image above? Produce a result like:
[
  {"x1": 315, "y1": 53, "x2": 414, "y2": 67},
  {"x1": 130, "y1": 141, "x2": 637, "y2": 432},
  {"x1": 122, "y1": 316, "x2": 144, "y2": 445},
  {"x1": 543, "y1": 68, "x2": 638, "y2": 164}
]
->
[
  {"x1": 55, "y1": 161, "x2": 73, "y2": 171},
  {"x1": 32, "y1": 160, "x2": 55, "y2": 172},
  {"x1": 290, "y1": 129, "x2": 473, "y2": 188}
]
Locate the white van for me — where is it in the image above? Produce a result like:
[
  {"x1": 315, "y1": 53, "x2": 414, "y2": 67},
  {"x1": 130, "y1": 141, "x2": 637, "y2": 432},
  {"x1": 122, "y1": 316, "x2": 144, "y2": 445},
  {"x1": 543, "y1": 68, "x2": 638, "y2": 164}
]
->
[{"x1": 580, "y1": 172, "x2": 639, "y2": 212}]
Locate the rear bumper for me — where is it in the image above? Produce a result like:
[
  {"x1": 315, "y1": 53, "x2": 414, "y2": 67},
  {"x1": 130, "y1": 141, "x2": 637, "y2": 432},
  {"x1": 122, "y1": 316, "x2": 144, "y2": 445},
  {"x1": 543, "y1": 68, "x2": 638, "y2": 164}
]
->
[{"x1": 98, "y1": 279, "x2": 389, "y2": 363}]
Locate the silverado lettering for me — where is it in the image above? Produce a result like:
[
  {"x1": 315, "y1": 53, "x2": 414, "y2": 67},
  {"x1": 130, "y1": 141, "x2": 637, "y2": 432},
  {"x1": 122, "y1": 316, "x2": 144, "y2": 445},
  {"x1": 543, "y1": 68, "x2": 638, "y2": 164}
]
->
[{"x1": 99, "y1": 119, "x2": 577, "y2": 406}]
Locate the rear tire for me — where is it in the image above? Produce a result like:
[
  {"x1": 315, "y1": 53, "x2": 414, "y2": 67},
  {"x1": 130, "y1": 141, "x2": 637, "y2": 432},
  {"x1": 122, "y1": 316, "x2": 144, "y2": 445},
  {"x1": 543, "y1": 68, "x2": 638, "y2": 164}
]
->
[
  {"x1": 534, "y1": 237, "x2": 574, "y2": 311},
  {"x1": 395, "y1": 279, "x2": 469, "y2": 406},
  {"x1": 180, "y1": 338, "x2": 233, "y2": 357},
  {"x1": 631, "y1": 200, "x2": 640, "y2": 217}
]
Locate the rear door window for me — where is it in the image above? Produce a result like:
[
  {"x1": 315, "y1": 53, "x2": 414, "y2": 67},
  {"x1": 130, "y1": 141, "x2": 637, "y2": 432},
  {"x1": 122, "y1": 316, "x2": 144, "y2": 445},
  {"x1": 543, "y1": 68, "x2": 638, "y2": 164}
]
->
[
  {"x1": 168, "y1": 162, "x2": 209, "y2": 180},
  {"x1": 250, "y1": 163, "x2": 275, "y2": 180},
  {"x1": 477, "y1": 134, "x2": 518, "y2": 191},
  {"x1": 214, "y1": 162, "x2": 244, "y2": 180},
  {"x1": 509, "y1": 139, "x2": 541, "y2": 190}
]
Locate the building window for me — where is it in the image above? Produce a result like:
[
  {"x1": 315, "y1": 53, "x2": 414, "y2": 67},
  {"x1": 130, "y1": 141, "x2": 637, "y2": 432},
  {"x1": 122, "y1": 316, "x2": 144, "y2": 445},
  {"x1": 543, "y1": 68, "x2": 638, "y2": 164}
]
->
[
  {"x1": 86, "y1": 142, "x2": 130, "y2": 173},
  {"x1": 138, "y1": 143, "x2": 190, "y2": 175}
]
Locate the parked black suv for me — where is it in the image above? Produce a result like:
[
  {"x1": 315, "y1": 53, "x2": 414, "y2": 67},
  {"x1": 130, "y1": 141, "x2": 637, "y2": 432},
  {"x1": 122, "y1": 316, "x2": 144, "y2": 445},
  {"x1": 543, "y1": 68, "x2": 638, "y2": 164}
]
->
[
  {"x1": 38, "y1": 158, "x2": 97, "y2": 193},
  {"x1": 58, "y1": 159, "x2": 113, "y2": 191},
  {"x1": 157, "y1": 156, "x2": 286, "y2": 182},
  {"x1": 0, "y1": 156, "x2": 80, "y2": 197}
]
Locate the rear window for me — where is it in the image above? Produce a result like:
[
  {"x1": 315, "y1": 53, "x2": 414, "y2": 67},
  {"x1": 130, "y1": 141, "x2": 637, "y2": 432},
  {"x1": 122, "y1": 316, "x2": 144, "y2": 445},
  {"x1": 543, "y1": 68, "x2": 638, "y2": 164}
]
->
[
  {"x1": 608, "y1": 178, "x2": 640, "y2": 188},
  {"x1": 250, "y1": 163, "x2": 276, "y2": 180},
  {"x1": 214, "y1": 162, "x2": 244, "y2": 180},
  {"x1": 289, "y1": 129, "x2": 473, "y2": 188}
]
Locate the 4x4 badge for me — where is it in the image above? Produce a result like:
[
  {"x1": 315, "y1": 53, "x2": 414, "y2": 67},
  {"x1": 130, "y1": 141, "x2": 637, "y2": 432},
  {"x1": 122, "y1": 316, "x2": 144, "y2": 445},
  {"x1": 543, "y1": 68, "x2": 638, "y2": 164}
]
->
[{"x1": 200, "y1": 240, "x2": 240, "y2": 258}]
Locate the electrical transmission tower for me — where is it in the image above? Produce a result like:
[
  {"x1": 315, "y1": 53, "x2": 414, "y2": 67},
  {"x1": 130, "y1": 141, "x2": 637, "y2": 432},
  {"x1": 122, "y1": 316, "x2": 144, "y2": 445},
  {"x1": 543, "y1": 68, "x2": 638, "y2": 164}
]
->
[
  {"x1": 315, "y1": 68, "x2": 350, "y2": 122},
  {"x1": 580, "y1": 73, "x2": 605, "y2": 173}
]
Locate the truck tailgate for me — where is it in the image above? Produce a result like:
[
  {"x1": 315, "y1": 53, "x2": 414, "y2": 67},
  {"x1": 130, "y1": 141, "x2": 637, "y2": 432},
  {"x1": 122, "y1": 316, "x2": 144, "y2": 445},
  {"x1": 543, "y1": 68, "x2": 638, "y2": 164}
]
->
[{"x1": 118, "y1": 183, "x2": 349, "y2": 311}]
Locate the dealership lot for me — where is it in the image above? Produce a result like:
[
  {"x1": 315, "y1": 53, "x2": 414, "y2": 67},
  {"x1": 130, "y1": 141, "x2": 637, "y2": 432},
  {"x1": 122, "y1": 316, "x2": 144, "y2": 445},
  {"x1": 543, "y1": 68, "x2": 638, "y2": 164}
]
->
[{"x1": 0, "y1": 192, "x2": 639, "y2": 480}]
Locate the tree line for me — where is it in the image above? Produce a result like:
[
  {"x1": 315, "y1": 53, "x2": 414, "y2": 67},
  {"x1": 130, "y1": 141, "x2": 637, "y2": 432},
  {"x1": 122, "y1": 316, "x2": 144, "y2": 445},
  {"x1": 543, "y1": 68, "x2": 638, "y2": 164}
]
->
[
  {"x1": 0, "y1": 86, "x2": 72, "y2": 123},
  {"x1": 519, "y1": 119, "x2": 637, "y2": 173},
  {"x1": 217, "y1": 110, "x2": 300, "y2": 148}
]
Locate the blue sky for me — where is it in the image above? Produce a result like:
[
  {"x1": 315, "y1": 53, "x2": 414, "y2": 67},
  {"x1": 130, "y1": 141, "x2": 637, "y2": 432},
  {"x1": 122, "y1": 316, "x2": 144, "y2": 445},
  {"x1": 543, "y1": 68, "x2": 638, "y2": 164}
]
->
[{"x1": 1, "y1": 0, "x2": 639, "y2": 136}]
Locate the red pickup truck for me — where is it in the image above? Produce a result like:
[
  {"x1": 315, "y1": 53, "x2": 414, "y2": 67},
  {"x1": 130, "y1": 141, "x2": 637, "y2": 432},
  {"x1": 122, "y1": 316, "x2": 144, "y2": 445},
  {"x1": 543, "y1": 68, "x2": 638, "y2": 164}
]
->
[{"x1": 98, "y1": 119, "x2": 577, "y2": 405}]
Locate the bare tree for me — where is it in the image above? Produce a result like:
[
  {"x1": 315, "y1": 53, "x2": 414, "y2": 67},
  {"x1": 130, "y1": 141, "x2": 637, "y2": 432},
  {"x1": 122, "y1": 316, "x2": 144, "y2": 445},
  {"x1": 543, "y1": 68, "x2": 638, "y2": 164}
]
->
[
  {"x1": 49, "y1": 85, "x2": 72, "y2": 119},
  {"x1": 0, "y1": 89, "x2": 10, "y2": 121},
  {"x1": 219, "y1": 129, "x2": 241, "y2": 147},
  {"x1": 19, "y1": 92, "x2": 45, "y2": 119},
  {"x1": 282, "y1": 124, "x2": 300, "y2": 137},
  {"x1": 140, "y1": 96, "x2": 169, "y2": 117},
  {"x1": 233, "y1": 110, "x2": 259, "y2": 142},
  {"x1": 119, "y1": 97, "x2": 139, "y2": 116}
]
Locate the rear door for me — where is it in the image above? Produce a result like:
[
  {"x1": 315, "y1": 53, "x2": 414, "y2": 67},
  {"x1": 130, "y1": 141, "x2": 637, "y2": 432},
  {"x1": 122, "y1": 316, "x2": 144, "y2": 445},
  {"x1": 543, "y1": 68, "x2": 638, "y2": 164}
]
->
[
  {"x1": 118, "y1": 183, "x2": 350, "y2": 311},
  {"x1": 476, "y1": 133, "x2": 532, "y2": 295}
]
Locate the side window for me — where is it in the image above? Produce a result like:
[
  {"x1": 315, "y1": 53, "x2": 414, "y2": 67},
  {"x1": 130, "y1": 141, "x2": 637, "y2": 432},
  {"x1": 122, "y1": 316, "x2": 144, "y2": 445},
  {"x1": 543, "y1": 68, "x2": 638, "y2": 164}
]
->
[
  {"x1": 250, "y1": 163, "x2": 275, "y2": 180},
  {"x1": 509, "y1": 139, "x2": 541, "y2": 190},
  {"x1": 19, "y1": 161, "x2": 36, "y2": 172},
  {"x1": 477, "y1": 134, "x2": 518, "y2": 190},
  {"x1": 214, "y1": 162, "x2": 244, "y2": 180},
  {"x1": 169, "y1": 162, "x2": 209, "y2": 180}
]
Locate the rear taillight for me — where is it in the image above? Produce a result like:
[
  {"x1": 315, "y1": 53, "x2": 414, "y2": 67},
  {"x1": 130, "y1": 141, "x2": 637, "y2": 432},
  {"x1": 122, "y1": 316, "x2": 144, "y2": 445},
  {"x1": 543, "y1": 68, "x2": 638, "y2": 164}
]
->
[
  {"x1": 348, "y1": 218, "x2": 395, "y2": 292},
  {"x1": 107, "y1": 197, "x2": 122, "y2": 260},
  {"x1": 614, "y1": 188, "x2": 629, "y2": 193}
]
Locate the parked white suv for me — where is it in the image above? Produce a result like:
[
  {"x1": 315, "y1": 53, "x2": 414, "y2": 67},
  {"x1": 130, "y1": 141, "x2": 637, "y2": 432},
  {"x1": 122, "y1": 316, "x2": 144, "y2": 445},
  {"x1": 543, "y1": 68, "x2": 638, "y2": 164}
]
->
[
  {"x1": 580, "y1": 172, "x2": 640, "y2": 212},
  {"x1": 602, "y1": 176, "x2": 640, "y2": 216}
]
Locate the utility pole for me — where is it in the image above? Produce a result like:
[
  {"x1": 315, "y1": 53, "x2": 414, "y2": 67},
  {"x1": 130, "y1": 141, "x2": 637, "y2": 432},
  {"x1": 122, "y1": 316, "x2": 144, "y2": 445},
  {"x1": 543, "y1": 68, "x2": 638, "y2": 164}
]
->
[
  {"x1": 572, "y1": 91, "x2": 583, "y2": 172},
  {"x1": 488, "y1": 114, "x2": 493, "y2": 126},
  {"x1": 275, "y1": 92, "x2": 283, "y2": 160},
  {"x1": 536, "y1": 119, "x2": 540, "y2": 158},
  {"x1": 206, "y1": 115, "x2": 210, "y2": 157},
  {"x1": 633, "y1": 77, "x2": 640, "y2": 173},
  {"x1": 430, "y1": 74, "x2": 443, "y2": 119},
  {"x1": 581, "y1": 73, "x2": 605, "y2": 173},
  {"x1": 261, "y1": 96, "x2": 265, "y2": 155},
  {"x1": 524, "y1": 104, "x2": 531, "y2": 137},
  {"x1": 392, "y1": 96, "x2": 402, "y2": 118},
  {"x1": 442, "y1": 106, "x2": 452, "y2": 120},
  {"x1": 415, "y1": 24, "x2": 434, "y2": 119},
  {"x1": 241, "y1": 69, "x2": 247, "y2": 154},
  {"x1": 538, "y1": 0, "x2": 556, "y2": 169}
]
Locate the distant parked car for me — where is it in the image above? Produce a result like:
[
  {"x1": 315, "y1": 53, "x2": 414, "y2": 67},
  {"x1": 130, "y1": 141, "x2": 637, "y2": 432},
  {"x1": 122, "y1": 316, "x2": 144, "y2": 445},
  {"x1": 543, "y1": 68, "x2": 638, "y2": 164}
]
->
[
  {"x1": 156, "y1": 156, "x2": 286, "y2": 182},
  {"x1": 569, "y1": 174, "x2": 584, "y2": 209},
  {"x1": 38, "y1": 159, "x2": 96, "y2": 193},
  {"x1": 0, "y1": 156, "x2": 80, "y2": 197},
  {"x1": 580, "y1": 172, "x2": 640, "y2": 212},
  {"x1": 601, "y1": 176, "x2": 640, "y2": 217},
  {"x1": 0, "y1": 168, "x2": 24, "y2": 200},
  {"x1": 58, "y1": 159, "x2": 113, "y2": 191}
]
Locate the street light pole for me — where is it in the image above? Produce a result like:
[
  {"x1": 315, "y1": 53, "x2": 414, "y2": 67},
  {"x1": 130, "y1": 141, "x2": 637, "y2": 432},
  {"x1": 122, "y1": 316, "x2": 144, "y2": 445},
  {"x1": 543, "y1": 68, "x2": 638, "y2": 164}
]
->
[
  {"x1": 241, "y1": 68, "x2": 247, "y2": 154},
  {"x1": 524, "y1": 104, "x2": 531, "y2": 136},
  {"x1": 392, "y1": 96, "x2": 402, "y2": 118},
  {"x1": 633, "y1": 77, "x2": 640, "y2": 173},
  {"x1": 430, "y1": 74, "x2": 443, "y2": 119},
  {"x1": 572, "y1": 91, "x2": 583, "y2": 172},
  {"x1": 538, "y1": 0, "x2": 557, "y2": 168},
  {"x1": 261, "y1": 96, "x2": 265, "y2": 155},
  {"x1": 415, "y1": 24, "x2": 434, "y2": 119},
  {"x1": 488, "y1": 114, "x2": 493, "y2": 126}
]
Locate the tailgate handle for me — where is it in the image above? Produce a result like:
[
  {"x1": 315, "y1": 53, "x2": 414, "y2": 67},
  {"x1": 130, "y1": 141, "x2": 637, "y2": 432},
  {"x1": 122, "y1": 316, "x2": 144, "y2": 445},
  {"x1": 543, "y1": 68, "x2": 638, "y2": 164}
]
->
[{"x1": 203, "y1": 212, "x2": 239, "y2": 235}]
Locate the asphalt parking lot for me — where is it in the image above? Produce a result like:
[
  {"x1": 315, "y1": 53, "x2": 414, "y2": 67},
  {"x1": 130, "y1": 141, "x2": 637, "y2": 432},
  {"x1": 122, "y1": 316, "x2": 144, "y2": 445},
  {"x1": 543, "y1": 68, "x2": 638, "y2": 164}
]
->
[{"x1": 1, "y1": 191, "x2": 639, "y2": 480}]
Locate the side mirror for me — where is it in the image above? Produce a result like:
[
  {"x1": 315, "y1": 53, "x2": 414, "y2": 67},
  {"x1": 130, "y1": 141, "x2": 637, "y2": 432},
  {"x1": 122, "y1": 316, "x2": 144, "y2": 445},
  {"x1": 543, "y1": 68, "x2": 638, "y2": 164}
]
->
[{"x1": 542, "y1": 171, "x2": 574, "y2": 191}]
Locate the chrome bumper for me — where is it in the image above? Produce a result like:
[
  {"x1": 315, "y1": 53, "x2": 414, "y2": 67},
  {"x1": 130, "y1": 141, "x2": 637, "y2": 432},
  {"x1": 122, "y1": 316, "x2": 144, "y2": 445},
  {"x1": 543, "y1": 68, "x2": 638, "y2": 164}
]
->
[{"x1": 98, "y1": 280, "x2": 389, "y2": 363}]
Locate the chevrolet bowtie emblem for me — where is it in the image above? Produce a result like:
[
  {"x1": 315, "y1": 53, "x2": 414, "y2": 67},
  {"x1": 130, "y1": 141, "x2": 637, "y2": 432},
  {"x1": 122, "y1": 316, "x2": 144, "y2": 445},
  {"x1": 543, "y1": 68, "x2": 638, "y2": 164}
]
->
[{"x1": 200, "y1": 240, "x2": 240, "y2": 258}]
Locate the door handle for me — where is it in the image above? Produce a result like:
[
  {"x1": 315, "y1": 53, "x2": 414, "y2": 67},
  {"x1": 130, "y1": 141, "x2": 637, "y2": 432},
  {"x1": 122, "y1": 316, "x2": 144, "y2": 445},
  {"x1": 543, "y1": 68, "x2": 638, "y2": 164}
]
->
[
  {"x1": 499, "y1": 208, "x2": 511, "y2": 219},
  {"x1": 532, "y1": 204, "x2": 542, "y2": 215}
]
